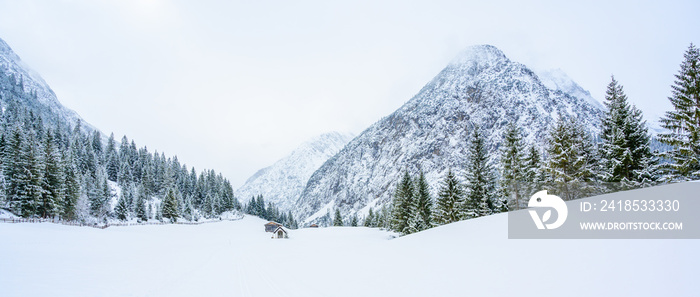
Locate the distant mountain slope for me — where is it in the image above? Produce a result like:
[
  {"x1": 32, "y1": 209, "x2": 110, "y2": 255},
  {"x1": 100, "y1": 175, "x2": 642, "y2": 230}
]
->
[
  {"x1": 295, "y1": 45, "x2": 604, "y2": 224},
  {"x1": 536, "y1": 68, "x2": 603, "y2": 109},
  {"x1": 236, "y1": 132, "x2": 354, "y2": 212},
  {"x1": 0, "y1": 38, "x2": 94, "y2": 132}
]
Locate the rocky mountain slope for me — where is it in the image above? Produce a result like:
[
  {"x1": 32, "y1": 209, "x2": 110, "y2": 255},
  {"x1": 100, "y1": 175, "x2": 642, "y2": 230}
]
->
[
  {"x1": 235, "y1": 132, "x2": 353, "y2": 211},
  {"x1": 0, "y1": 38, "x2": 94, "y2": 133},
  {"x1": 295, "y1": 45, "x2": 604, "y2": 224},
  {"x1": 536, "y1": 68, "x2": 603, "y2": 110}
]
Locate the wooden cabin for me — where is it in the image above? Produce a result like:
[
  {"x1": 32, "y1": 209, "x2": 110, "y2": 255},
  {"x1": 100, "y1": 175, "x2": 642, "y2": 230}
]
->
[
  {"x1": 272, "y1": 226, "x2": 288, "y2": 239},
  {"x1": 309, "y1": 224, "x2": 319, "y2": 228},
  {"x1": 264, "y1": 222, "x2": 282, "y2": 232}
]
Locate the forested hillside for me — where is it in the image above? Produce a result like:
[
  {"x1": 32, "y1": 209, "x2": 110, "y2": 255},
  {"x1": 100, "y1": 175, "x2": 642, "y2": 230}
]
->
[{"x1": 0, "y1": 65, "x2": 239, "y2": 223}]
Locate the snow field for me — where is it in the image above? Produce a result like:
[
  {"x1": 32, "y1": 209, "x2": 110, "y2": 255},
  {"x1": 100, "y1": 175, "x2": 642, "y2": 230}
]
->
[{"x1": 1, "y1": 211, "x2": 697, "y2": 297}]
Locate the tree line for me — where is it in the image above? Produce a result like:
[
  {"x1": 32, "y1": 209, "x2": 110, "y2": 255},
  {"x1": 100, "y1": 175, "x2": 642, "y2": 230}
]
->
[
  {"x1": 245, "y1": 195, "x2": 299, "y2": 229},
  {"x1": 0, "y1": 91, "x2": 241, "y2": 222}
]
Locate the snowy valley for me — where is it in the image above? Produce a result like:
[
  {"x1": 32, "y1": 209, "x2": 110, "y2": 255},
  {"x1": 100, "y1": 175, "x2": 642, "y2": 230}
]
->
[
  {"x1": 1, "y1": 183, "x2": 698, "y2": 297},
  {"x1": 1, "y1": 26, "x2": 699, "y2": 297}
]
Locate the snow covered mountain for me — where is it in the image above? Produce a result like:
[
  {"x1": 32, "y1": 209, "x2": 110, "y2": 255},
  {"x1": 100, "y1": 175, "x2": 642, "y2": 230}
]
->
[
  {"x1": 236, "y1": 132, "x2": 354, "y2": 212},
  {"x1": 0, "y1": 37, "x2": 95, "y2": 133},
  {"x1": 295, "y1": 45, "x2": 604, "y2": 224},
  {"x1": 536, "y1": 68, "x2": 604, "y2": 109}
]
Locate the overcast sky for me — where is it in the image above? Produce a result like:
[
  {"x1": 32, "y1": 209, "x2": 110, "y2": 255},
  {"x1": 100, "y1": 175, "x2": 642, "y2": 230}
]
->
[{"x1": 0, "y1": 0, "x2": 698, "y2": 187}]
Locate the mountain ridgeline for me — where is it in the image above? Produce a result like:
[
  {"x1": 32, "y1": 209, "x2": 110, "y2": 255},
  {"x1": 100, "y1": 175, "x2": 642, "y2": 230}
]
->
[
  {"x1": 294, "y1": 45, "x2": 605, "y2": 225},
  {"x1": 235, "y1": 132, "x2": 353, "y2": 212}
]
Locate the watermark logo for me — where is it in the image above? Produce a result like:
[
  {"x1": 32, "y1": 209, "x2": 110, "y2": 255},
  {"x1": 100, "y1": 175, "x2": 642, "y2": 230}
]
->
[{"x1": 528, "y1": 190, "x2": 568, "y2": 230}]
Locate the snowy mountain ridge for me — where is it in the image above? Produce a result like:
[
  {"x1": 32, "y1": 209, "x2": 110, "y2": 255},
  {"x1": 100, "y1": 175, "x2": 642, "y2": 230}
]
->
[
  {"x1": 235, "y1": 132, "x2": 354, "y2": 211},
  {"x1": 0, "y1": 38, "x2": 95, "y2": 133},
  {"x1": 537, "y1": 68, "x2": 671, "y2": 138},
  {"x1": 295, "y1": 45, "x2": 605, "y2": 225},
  {"x1": 536, "y1": 68, "x2": 604, "y2": 109}
]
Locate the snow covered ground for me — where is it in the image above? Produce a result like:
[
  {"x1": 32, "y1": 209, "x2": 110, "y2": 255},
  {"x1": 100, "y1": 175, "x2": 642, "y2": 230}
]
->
[
  {"x1": 0, "y1": 209, "x2": 18, "y2": 219},
  {"x1": 1, "y1": 202, "x2": 697, "y2": 296}
]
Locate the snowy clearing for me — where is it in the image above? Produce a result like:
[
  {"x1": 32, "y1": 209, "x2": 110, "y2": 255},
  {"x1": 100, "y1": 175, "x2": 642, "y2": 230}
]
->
[{"x1": 1, "y1": 204, "x2": 697, "y2": 296}]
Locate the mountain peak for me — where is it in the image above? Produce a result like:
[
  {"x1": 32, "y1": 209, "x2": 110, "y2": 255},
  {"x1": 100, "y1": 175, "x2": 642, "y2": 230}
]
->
[
  {"x1": 449, "y1": 44, "x2": 509, "y2": 66},
  {"x1": 0, "y1": 37, "x2": 14, "y2": 56}
]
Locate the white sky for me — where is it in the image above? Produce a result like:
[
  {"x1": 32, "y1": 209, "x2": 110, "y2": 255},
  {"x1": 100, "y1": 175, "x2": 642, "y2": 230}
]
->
[{"x1": 0, "y1": 0, "x2": 698, "y2": 187}]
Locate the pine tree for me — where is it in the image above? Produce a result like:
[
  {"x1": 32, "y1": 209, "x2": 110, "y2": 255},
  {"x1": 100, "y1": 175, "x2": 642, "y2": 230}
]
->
[
  {"x1": 39, "y1": 130, "x2": 64, "y2": 218},
  {"x1": 333, "y1": 208, "x2": 343, "y2": 226},
  {"x1": 477, "y1": 197, "x2": 491, "y2": 217},
  {"x1": 364, "y1": 208, "x2": 375, "y2": 227},
  {"x1": 600, "y1": 77, "x2": 656, "y2": 187},
  {"x1": 123, "y1": 185, "x2": 135, "y2": 213},
  {"x1": 219, "y1": 182, "x2": 236, "y2": 213},
  {"x1": 20, "y1": 131, "x2": 44, "y2": 217},
  {"x1": 91, "y1": 130, "x2": 103, "y2": 165},
  {"x1": 500, "y1": 122, "x2": 525, "y2": 211},
  {"x1": 658, "y1": 44, "x2": 700, "y2": 180},
  {"x1": 117, "y1": 159, "x2": 131, "y2": 187},
  {"x1": 256, "y1": 195, "x2": 266, "y2": 219},
  {"x1": 377, "y1": 205, "x2": 389, "y2": 229},
  {"x1": 390, "y1": 171, "x2": 415, "y2": 234},
  {"x1": 412, "y1": 171, "x2": 433, "y2": 231},
  {"x1": 0, "y1": 134, "x2": 7, "y2": 208},
  {"x1": 246, "y1": 196, "x2": 257, "y2": 216},
  {"x1": 351, "y1": 214, "x2": 358, "y2": 227},
  {"x1": 105, "y1": 133, "x2": 119, "y2": 182},
  {"x1": 434, "y1": 169, "x2": 464, "y2": 225},
  {"x1": 265, "y1": 202, "x2": 278, "y2": 222},
  {"x1": 89, "y1": 175, "x2": 111, "y2": 219},
  {"x1": 284, "y1": 211, "x2": 298, "y2": 229},
  {"x1": 406, "y1": 210, "x2": 420, "y2": 234},
  {"x1": 523, "y1": 145, "x2": 545, "y2": 194},
  {"x1": 162, "y1": 187, "x2": 179, "y2": 223},
  {"x1": 182, "y1": 194, "x2": 194, "y2": 221},
  {"x1": 101, "y1": 175, "x2": 113, "y2": 216},
  {"x1": 6, "y1": 127, "x2": 44, "y2": 217},
  {"x1": 115, "y1": 192, "x2": 129, "y2": 221},
  {"x1": 135, "y1": 185, "x2": 148, "y2": 222},
  {"x1": 106, "y1": 153, "x2": 119, "y2": 182},
  {"x1": 203, "y1": 193, "x2": 214, "y2": 218},
  {"x1": 4, "y1": 126, "x2": 24, "y2": 215},
  {"x1": 546, "y1": 117, "x2": 599, "y2": 200},
  {"x1": 61, "y1": 151, "x2": 80, "y2": 221},
  {"x1": 464, "y1": 128, "x2": 497, "y2": 218}
]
